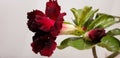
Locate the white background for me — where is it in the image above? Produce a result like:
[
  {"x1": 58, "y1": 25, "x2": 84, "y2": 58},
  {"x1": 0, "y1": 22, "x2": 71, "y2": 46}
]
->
[{"x1": 0, "y1": 0, "x2": 120, "y2": 58}]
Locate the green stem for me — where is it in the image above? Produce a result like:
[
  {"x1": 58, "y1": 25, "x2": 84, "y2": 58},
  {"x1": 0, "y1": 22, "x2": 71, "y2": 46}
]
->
[
  {"x1": 92, "y1": 46, "x2": 98, "y2": 58},
  {"x1": 106, "y1": 52, "x2": 119, "y2": 58}
]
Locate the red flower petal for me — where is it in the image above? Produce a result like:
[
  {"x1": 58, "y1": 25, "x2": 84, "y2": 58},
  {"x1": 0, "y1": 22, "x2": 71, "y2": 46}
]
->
[
  {"x1": 50, "y1": 13, "x2": 66, "y2": 36},
  {"x1": 31, "y1": 32, "x2": 57, "y2": 57},
  {"x1": 27, "y1": 10, "x2": 45, "y2": 20},
  {"x1": 31, "y1": 32, "x2": 49, "y2": 54},
  {"x1": 40, "y1": 40, "x2": 56, "y2": 57},
  {"x1": 31, "y1": 41, "x2": 41, "y2": 54},
  {"x1": 31, "y1": 36, "x2": 57, "y2": 57},
  {"x1": 45, "y1": 0, "x2": 60, "y2": 20},
  {"x1": 27, "y1": 10, "x2": 45, "y2": 32},
  {"x1": 36, "y1": 17, "x2": 55, "y2": 32},
  {"x1": 32, "y1": 31, "x2": 48, "y2": 41}
]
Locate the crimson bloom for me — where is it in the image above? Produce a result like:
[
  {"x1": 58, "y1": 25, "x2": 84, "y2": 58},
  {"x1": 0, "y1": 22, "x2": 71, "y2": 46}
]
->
[
  {"x1": 27, "y1": 0, "x2": 66, "y2": 57},
  {"x1": 84, "y1": 28, "x2": 106, "y2": 42}
]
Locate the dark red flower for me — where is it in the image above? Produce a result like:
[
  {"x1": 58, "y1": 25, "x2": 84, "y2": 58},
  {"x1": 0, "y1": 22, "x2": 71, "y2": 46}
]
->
[
  {"x1": 85, "y1": 28, "x2": 106, "y2": 42},
  {"x1": 27, "y1": 0, "x2": 66, "y2": 32},
  {"x1": 27, "y1": 0, "x2": 66, "y2": 57}
]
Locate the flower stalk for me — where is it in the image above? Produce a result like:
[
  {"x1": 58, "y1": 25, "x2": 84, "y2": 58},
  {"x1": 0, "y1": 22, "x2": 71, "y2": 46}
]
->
[
  {"x1": 92, "y1": 46, "x2": 98, "y2": 58},
  {"x1": 107, "y1": 52, "x2": 120, "y2": 58}
]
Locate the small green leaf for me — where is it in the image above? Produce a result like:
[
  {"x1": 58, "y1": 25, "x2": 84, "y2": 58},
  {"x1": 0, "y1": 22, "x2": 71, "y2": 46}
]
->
[
  {"x1": 68, "y1": 38, "x2": 95, "y2": 50},
  {"x1": 78, "y1": 6, "x2": 92, "y2": 26},
  {"x1": 82, "y1": 9, "x2": 98, "y2": 27},
  {"x1": 107, "y1": 28, "x2": 120, "y2": 36},
  {"x1": 57, "y1": 37, "x2": 95, "y2": 50},
  {"x1": 88, "y1": 14, "x2": 115, "y2": 30},
  {"x1": 71, "y1": 6, "x2": 98, "y2": 27},
  {"x1": 71, "y1": 8, "x2": 82, "y2": 26},
  {"x1": 98, "y1": 35, "x2": 120, "y2": 52},
  {"x1": 57, "y1": 38, "x2": 70, "y2": 49},
  {"x1": 83, "y1": 9, "x2": 98, "y2": 27}
]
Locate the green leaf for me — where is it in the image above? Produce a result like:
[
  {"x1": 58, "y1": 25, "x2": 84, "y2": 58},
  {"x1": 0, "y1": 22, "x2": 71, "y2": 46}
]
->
[
  {"x1": 57, "y1": 37, "x2": 95, "y2": 50},
  {"x1": 87, "y1": 14, "x2": 115, "y2": 30},
  {"x1": 57, "y1": 38, "x2": 70, "y2": 49},
  {"x1": 78, "y1": 6, "x2": 92, "y2": 26},
  {"x1": 84, "y1": 18, "x2": 93, "y2": 28},
  {"x1": 84, "y1": 9, "x2": 98, "y2": 27},
  {"x1": 71, "y1": 8, "x2": 82, "y2": 26},
  {"x1": 68, "y1": 37, "x2": 95, "y2": 50},
  {"x1": 107, "y1": 28, "x2": 120, "y2": 36},
  {"x1": 98, "y1": 35, "x2": 120, "y2": 52},
  {"x1": 71, "y1": 6, "x2": 98, "y2": 27}
]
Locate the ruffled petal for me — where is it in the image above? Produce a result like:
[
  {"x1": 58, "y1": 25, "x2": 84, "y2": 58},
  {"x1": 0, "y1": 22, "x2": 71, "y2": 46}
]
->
[
  {"x1": 27, "y1": 10, "x2": 45, "y2": 32},
  {"x1": 31, "y1": 31, "x2": 57, "y2": 57},
  {"x1": 50, "y1": 13, "x2": 66, "y2": 36},
  {"x1": 32, "y1": 31, "x2": 48, "y2": 41},
  {"x1": 45, "y1": 0, "x2": 60, "y2": 20},
  {"x1": 27, "y1": 10, "x2": 45, "y2": 20},
  {"x1": 40, "y1": 40, "x2": 56, "y2": 57},
  {"x1": 31, "y1": 35, "x2": 57, "y2": 57}
]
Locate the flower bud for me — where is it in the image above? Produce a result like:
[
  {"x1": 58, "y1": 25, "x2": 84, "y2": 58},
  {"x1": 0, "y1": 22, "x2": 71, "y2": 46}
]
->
[
  {"x1": 84, "y1": 28, "x2": 106, "y2": 42},
  {"x1": 60, "y1": 24, "x2": 76, "y2": 35}
]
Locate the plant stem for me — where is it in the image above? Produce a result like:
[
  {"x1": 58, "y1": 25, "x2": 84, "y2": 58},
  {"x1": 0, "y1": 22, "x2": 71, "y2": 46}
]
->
[
  {"x1": 92, "y1": 46, "x2": 98, "y2": 58},
  {"x1": 106, "y1": 52, "x2": 119, "y2": 58}
]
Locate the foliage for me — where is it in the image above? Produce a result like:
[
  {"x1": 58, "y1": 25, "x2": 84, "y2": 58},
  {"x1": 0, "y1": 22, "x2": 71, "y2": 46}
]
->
[{"x1": 58, "y1": 6, "x2": 120, "y2": 53}]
